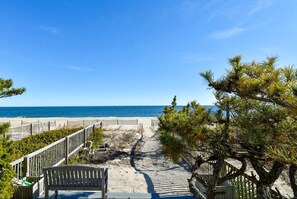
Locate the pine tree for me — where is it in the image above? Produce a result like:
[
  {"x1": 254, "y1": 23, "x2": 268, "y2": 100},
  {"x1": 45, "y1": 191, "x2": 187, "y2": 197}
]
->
[
  {"x1": 159, "y1": 56, "x2": 297, "y2": 199},
  {"x1": 202, "y1": 56, "x2": 297, "y2": 198},
  {"x1": 159, "y1": 97, "x2": 247, "y2": 199},
  {"x1": 0, "y1": 78, "x2": 25, "y2": 199}
]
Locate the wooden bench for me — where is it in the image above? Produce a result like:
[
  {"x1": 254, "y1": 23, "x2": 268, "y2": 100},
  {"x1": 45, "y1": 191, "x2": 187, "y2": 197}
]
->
[{"x1": 43, "y1": 165, "x2": 108, "y2": 199}]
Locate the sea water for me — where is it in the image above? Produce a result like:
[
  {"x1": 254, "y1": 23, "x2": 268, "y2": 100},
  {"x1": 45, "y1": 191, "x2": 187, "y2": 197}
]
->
[{"x1": 0, "y1": 106, "x2": 216, "y2": 118}]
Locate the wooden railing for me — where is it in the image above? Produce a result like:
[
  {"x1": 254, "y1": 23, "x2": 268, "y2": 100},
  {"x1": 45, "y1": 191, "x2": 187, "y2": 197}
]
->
[
  {"x1": 10, "y1": 157, "x2": 24, "y2": 179},
  {"x1": 10, "y1": 123, "x2": 102, "y2": 178},
  {"x1": 191, "y1": 160, "x2": 282, "y2": 199},
  {"x1": 195, "y1": 174, "x2": 236, "y2": 199},
  {"x1": 223, "y1": 161, "x2": 257, "y2": 198},
  {"x1": 223, "y1": 161, "x2": 282, "y2": 199}
]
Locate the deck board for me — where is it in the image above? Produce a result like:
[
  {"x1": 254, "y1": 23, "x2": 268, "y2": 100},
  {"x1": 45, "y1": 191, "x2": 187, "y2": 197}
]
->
[{"x1": 38, "y1": 191, "x2": 194, "y2": 199}]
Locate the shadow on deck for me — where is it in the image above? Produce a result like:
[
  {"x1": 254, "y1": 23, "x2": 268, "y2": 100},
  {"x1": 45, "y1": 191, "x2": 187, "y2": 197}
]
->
[{"x1": 38, "y1": 191, "x2": 194, "y2": 199}]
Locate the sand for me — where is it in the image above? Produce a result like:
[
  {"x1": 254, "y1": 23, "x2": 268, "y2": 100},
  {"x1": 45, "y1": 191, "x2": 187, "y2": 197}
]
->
[
  {"x1": 89, "y1": 124, "x2": 191, "y2": 194},
  {"x1": 102, "y1": 160, "x2": 148, "y2": 193}
]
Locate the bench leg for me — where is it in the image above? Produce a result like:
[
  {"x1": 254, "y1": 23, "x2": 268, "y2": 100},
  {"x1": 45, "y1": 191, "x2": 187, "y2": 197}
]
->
[
  {"x1": 55, "y1": 190, "x2": 58, "y2": 198},
  {"x1": 45, "y1": 188, "x2": 49, "y2": 199}
]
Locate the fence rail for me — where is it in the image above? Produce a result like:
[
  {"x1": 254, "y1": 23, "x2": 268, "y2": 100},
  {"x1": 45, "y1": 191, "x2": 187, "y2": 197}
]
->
[
  {"x1": 9, "y1": 121, "x2": 57, "y2": 141},
  {"x1": 10, "y1": 123, "x2": 102, "y2": 179}
]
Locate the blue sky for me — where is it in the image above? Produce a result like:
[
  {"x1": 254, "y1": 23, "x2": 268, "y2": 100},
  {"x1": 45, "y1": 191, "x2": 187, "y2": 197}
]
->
[{"x1": 1, "y1": 0, "x2": 297, "y2": 106}]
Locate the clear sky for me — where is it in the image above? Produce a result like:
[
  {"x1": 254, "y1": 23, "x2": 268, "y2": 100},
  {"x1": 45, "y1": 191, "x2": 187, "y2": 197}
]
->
[{"x1": 1, "y1": 0, "x2": 297, "y2": 106}]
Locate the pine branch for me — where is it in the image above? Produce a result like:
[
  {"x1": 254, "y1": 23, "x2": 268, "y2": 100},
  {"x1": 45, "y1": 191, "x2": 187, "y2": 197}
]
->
[{"x1": 217, "y1": 158, "x2": 246, "y2": 184}]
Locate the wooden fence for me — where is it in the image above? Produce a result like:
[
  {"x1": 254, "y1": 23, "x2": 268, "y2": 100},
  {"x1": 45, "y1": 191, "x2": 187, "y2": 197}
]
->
[
  {"x1": 9, "y1": 121, "x2": 57, "y2": 141},
  {"x1": 10, "y1": 123, "x2": 101, "y2": 179},
  {"x1": 224, "y1": 161, "x2": 282, "y2": 199},
  {"x1": 191, "y1": 160, "x2": 283, "y2": 199},
  {"x1": 8, "y1": 118, "x2": 140, "y2": 141},
  {"x1": 223, "y1": 161, "x2": 257, "y2": 198},
  {"x1": 66, "y1": 118, "x2": 139, "y2": 127},
  {"x1": 151, "y1": 119, "x2": 159, "y2": 131},
  {"x1": 151, "y1": 119, "x2": 159, "y2": 127},
  {"x1": 195, "y1": 174, "x2": 236, "y2": 199}
]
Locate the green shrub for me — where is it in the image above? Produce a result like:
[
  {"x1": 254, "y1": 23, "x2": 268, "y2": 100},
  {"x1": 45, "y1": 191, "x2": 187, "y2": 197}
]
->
[
  {"x1": 11, "y1": 127, "x2": 83, "y2": 161},
  {"x1": 67, "y1": 150, "x2": 89, "y2": 165},
  {"x1": 88, "y1": 128, "x2": 103, "y2": 149},
  {"x1": 0, "y1": 160, "x2": 15, "y2": 199},
  {"x1": 0, "y1": 123, "x2": 15, "y2": 199},
  {"x1": 0, "y1": 76, "x2": 25, "y2": 198}
]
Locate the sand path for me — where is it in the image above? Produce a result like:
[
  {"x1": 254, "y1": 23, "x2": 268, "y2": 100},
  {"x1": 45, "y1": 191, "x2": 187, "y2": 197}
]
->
[{"x1": 134, "y1": 127, "x2": 192, "y2": 195}]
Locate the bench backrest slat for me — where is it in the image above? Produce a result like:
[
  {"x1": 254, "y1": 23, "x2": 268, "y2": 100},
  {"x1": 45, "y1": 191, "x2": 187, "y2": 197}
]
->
[
  {"x1": 43, "y1": 165, "x2": 107, "y2": 199},
  {"x1": 43, "y1": 166, "x2": 104, "y2": 188}
]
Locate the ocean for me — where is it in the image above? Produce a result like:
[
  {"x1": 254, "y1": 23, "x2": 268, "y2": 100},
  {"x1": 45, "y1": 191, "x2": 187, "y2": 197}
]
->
[{"x1": 0, "y1": 106, "x2": 216, "y2": 118}]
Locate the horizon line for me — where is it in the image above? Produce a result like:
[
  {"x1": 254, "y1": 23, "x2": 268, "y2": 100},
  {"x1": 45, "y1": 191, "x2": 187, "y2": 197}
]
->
[{"x1": 0, "y1": 104, "x2": 215, "y2": 107}]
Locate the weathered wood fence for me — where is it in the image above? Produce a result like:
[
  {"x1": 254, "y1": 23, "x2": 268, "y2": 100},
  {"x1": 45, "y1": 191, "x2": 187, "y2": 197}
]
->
[
  {"x1": 151, "y1": 119, "x2": 159, "y2": 130},
  {"x1": 66, "y1": 118, "x2": 139, "y2": 127},
  {"x1": 223, "y1": 161, "x2": 257, "y2": 198},
  {"x1": 192, "y1": 160, "x2": 282, "y2": 199},
  {"x1": 9, "y1": 121, "x2": 57, "y2": 141},
  {"x1": 10, "y1": 123, "x2": 101, "y2": 179}
]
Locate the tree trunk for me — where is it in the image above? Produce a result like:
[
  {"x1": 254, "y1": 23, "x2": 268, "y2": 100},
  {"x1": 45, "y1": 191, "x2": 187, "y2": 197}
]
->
[
  {"x1": 205, "y1": 185, "x2": 216, "y2": 199},
  {"x1": 205, "y1": 158, "x2": 224, "y2": 199},
  {"x1": 188, "y1": 174, "x2": 200, "y2": 199},
  {"x1": 289, "y1": 165, "x2": 297, "y2": 199},
  {"x1": 250, "y1": 159, "x2": 285, "y2": 199}
]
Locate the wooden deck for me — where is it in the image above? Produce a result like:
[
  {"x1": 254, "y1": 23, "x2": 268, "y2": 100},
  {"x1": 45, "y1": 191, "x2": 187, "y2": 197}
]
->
[{"x1": 38, "y1": 191, "x2": 194, "y2": 199}]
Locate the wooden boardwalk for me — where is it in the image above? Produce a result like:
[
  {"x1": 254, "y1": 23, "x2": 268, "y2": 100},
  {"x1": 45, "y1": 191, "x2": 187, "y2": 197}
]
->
[
  {"x1": 39, "y1": 191, "x2": 194, "y2": 199},
  {"x1": 134, "y1": 127, "x2": 192, "y2": 196}
]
